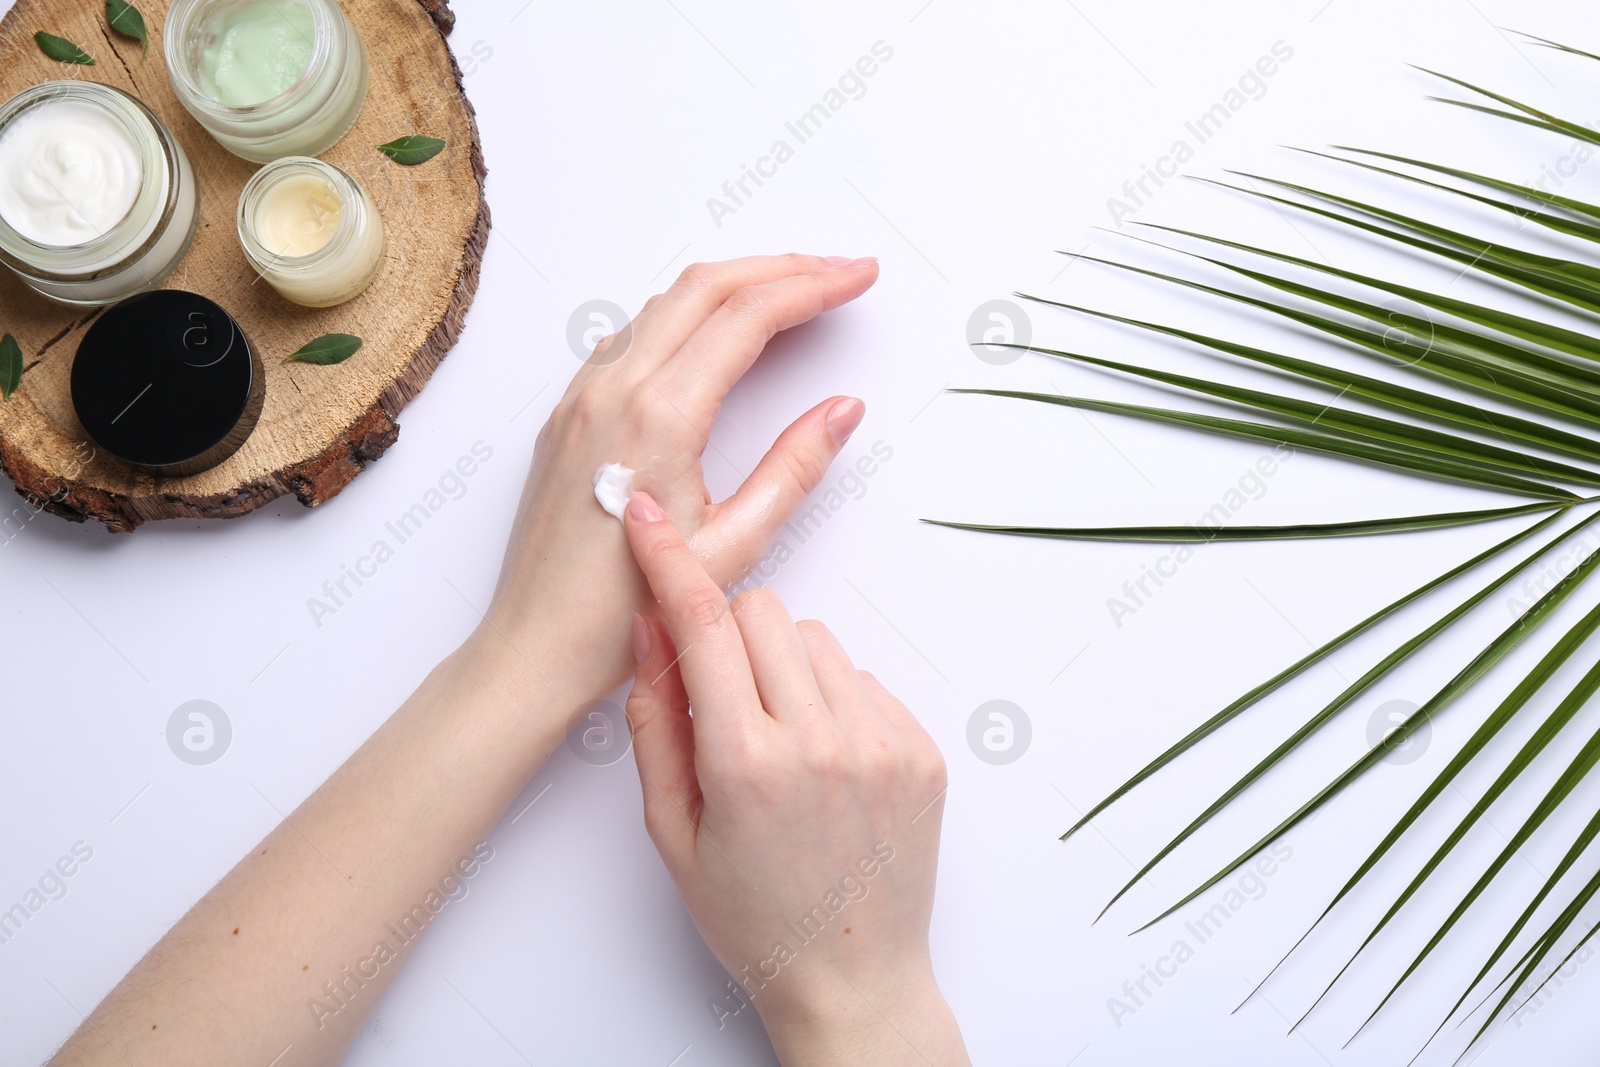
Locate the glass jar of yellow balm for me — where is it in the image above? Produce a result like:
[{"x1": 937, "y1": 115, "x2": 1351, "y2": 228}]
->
[
  {"x1": 165, "y1": 0, "x2": 369, "y2": 163},
  {"x1": 0, "y1": 82, "x2": 200, "y2": 306},
  {"x1": 238, "y1": 156, "x2": 384, "y2": 306}
]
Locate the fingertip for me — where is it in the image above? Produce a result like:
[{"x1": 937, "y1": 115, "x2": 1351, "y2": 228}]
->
[
  {"x1": 841, "y1": 257, "x2": 879, "y2": 288},
  {"x1": 814, "y1": 256, "x2": 879, "y2": 307},
  {"x1": 627, "y1": 490, "x2": 665, "y2": 525},
  {"x1": 825, "y1": 396, "x2": 866, "y2": 446}
]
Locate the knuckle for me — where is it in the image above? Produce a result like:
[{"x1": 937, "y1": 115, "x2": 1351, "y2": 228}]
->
[
  {"x1": 566, "y1": 385, "x2": 609, "y2": 424},
  {"x1": 674, "y1": 261, "x2": 721, "y2": 296},
  {"x1": 781, "y1": 445, "x2": 830, "y2": 492},
  {"x1": 636, "y1": 526, "x2": 682, "y2": 569},
  {"x1": 724, "y1": 284, "x2": 769, "y2": 313},
  {"x1": 623, "y1": 687, "x2": 656, "y2": 722},
  {"x1": 731, "y1": 586, "x2": 781, "y2": 619},
  {"x1": 916, "y1": 741, "x2": 949, "y2": 790},
  {"x1": 724, "y1": 286, "x2": 777, "y2": 335},
  {"x1": 803, "y1": 736, "x2": 849, "y2": 780},
  {"x1": 858, "y1": 731, "x2": 899, "y2": 773},
  {"x1": 708, "y1": 733, "x2": 774, "y2": 793},
  {"x1": 682, "y1": 587, "x2": 731, "y2": 631}
]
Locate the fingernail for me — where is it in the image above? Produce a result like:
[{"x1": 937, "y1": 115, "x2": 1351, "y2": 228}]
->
[
  {"x1": 824, "y1": 255, "x2": 852, "y2": 265},
  {"x1": 628, "y1": 491, "x2": 664, "y2": 523},
  {"x1": 826, "y1": 397, "x2": 866, "y2": 445},
  {"x1": 846, "y1": 256, "x2": 877, "y2": 268},
  {"x1": 631, "y1": 612, "x2": 651, "y2": 664}
]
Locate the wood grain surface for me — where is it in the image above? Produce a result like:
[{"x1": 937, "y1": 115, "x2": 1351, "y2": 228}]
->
[{"x1": 0, "y1": 0, "x2": 487, "y2": 531}]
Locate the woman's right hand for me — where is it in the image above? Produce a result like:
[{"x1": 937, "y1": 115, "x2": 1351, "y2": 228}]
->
[{"x1": 620, "y1": 490, "x2": 970, "y2": 1066}]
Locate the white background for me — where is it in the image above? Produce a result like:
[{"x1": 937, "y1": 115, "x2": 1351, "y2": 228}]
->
[{"x1": 5, "y1": 0, "x2": 1600, "y2": 1064}]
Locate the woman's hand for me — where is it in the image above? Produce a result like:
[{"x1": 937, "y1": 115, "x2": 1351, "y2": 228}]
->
[
  {"x1": 620, "y1": 490, "x2": 970, "y2": 1066},
  {"x1": 482, "y1": 254, "x2": 878, "y2": 701},
  {"x1": 42, "y1": 256, "x2": 889, "y2": 1067}
]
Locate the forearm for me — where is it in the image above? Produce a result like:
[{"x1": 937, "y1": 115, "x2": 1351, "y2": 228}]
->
[
  {"x1": 45, "y1": 251, "x2": 896, "y2": 1067},
  {"x1": 50, "y1": 630, "x2": 582, "y2": 1067}
]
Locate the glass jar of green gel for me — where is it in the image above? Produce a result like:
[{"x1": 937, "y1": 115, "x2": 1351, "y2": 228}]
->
[{"x1": 164, "y1": 0, "x2": 369, "y2": 163}]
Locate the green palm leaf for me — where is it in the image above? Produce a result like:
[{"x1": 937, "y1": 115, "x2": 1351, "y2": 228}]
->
[
  {"x1": 950, "y1": 40, "x2": 1600, "y2": 1062},
  {"x1": 1428, "y1": 97, "x2": 1594, "y2": 147},
  {"x1": 1105, "y1": 514, "x2": 1600, "y2": 926},
  {"x1": 1448, "y1": 885, "x2": 1600, "y2": 1064},
  {"x1": 1510, "y1": 30, "x2": 1600, "y2": 64},
  {"x1": 1053, "y1": 255, "x2": 1600, "y2": 427},
  {"x1": 1416, "y1": 788, "x2": 1600, "y2": 1059},
  {"x1": 1350, "y1": 713, "x2": 1600, "y2": 1042},
  {"x1": 1199, "y1": 175, "x2": 1600, "y2": 314},
  {"x1": 1231, "y1": 166, "x2": 1600, "y2": 291},
  {"x1": 1297, "y1": 148, "x2": 1600, "y2": 246},
  {"x1": 1057, "y1": 513, "x2": 1570, "y2": 842},
  {"x1": 1329, "y1": 146, "x2": 1600, "y2": 222},
  {"x1": 1023, "y1": 299, "x2": 1600, "y2": 464},
  {"x1": 1124, "y1": 235, "x2": 1600, "y2": 399},
  {"x1": 1129, "y1": 536, "x2": 1600, "y2": 932},
  {"x1": 1498, "y1": 911, "x2": 1600, "y2": 1026},
  {"x1": 954, "y1": 388, "x2": 1578, "y2": 498},
  {"x1": 1420, "y1": 67, "x2": 1600, "y2": 148},
  {"x1": 1127, "y1": 219, "x2": 1600, "y2": 364},
  {"x1": 924, "y1": 504, "x2": 1564, "y2": 543},
  {"x1": 1282, "y1": 596, "x2": 1600, "y2": 1034},
  {"x1": 997, "y1": 343, "x2": 1600, "y2": 486}
]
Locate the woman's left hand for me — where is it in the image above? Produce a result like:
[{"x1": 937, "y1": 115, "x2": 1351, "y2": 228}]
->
[{"x1": 482, "y1": 253, "x2": 879, "y2": 702}]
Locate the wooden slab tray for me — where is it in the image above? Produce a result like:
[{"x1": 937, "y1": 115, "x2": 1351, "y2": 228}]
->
[{"x1": 0, "y1": 0, "x2": 487, "y2": 531}]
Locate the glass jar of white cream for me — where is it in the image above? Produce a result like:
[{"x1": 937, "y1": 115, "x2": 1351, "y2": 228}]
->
[
  {"x1": 237, "y1": 156, "x2": 384, "y2": 307},
  {"x1": 164, "y1": 0, "x2": 370, "y2": 163},
  {"x1": 0, "y1": 81, "x2": 200, "y2": 307}
]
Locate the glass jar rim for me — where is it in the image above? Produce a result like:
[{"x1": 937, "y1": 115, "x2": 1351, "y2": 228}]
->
[
  {"x1": 0, "y1": 82, "x2": 179, "y2": 279},
  {"x1": 237, "y1": 155, "x2": 366, "y2": 273},
  {"x1": 163, "y1": 0, "x2": 336, "y2": 118}
]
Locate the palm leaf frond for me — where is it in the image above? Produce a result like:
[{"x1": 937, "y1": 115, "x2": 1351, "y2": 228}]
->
[{"x1": 949, "y1": 40, "x2": 1600, "y2": 1062}]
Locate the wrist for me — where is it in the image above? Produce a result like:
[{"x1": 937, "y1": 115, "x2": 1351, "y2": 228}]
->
[
  {"x1": 757, "y1": 965, "x2": 967, "y2": 1066},
  {"x1": 479, "y1": 576, "x2": 644, "y2": 705},
  {"x1": 445, "y1": 621, "x2": 599, "y2": 733}
]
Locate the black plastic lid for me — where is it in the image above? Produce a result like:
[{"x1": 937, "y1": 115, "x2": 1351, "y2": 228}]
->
[{"x1": 71, "y1": 290, "x2": 263, "y2": 477}]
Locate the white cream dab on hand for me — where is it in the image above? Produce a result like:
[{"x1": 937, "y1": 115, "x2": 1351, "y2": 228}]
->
[{"x1": 592, "y1": 462, "x2": 636, "y2": 522}]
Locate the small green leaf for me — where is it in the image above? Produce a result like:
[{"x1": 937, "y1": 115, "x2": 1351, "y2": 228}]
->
[
  {"x1": 34, "y1": 31, "x2": 95, "y2": 65},
  {"x1": 377, "y1": 135, "x2": 446, "y2": 166},
  {"x1": 0, "y1": 334, "x2": 21, "y2": 400},
  {"x1": 105, "y1": 0, "x2": 148, "y2": 56},
  {"x1": 282, "y1": 333, "x2": 363, "y2": 366}
]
